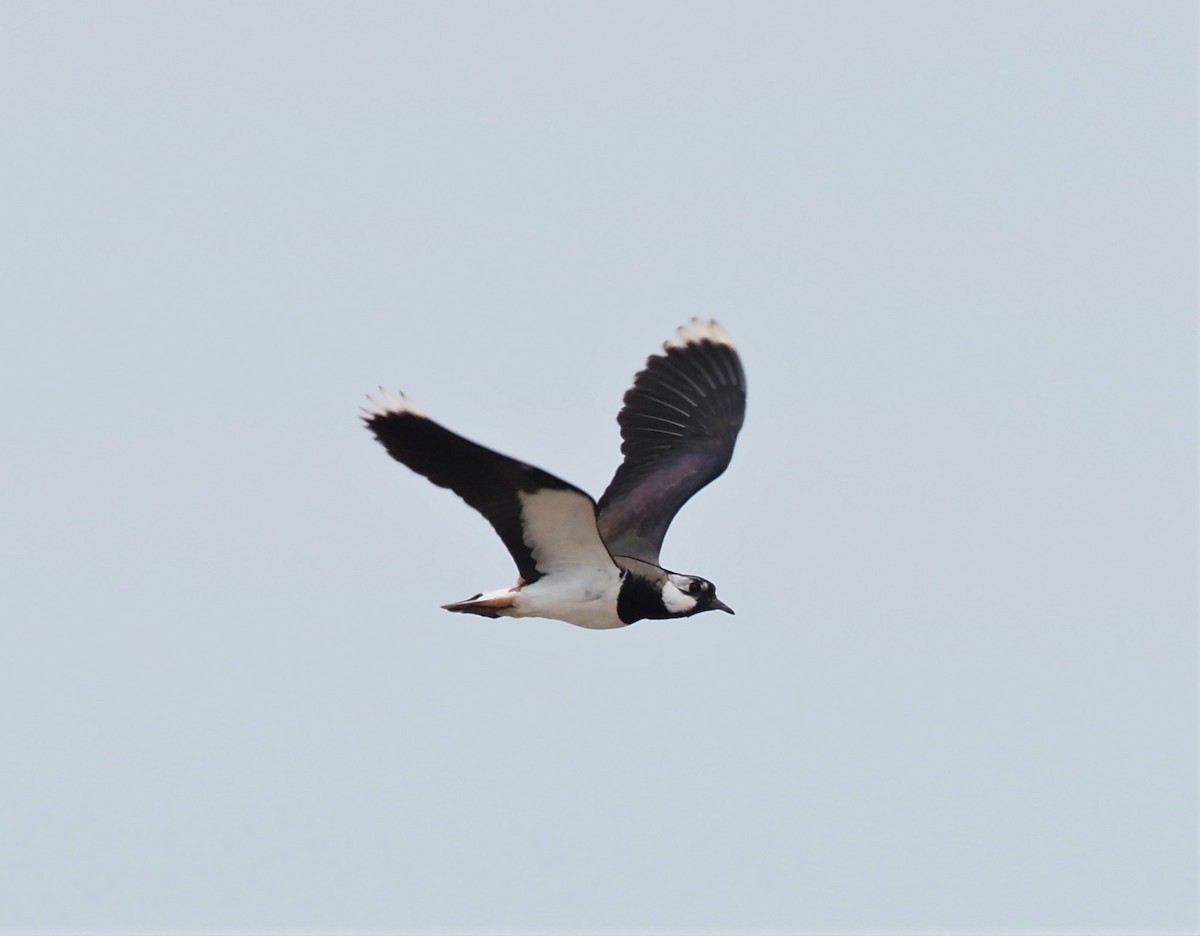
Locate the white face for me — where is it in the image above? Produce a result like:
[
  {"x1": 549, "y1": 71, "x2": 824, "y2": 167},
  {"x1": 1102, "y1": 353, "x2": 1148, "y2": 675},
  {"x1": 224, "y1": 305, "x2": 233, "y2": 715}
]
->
[{"x1": 662, "y1": 574, "x2": 704, "y2": 615}]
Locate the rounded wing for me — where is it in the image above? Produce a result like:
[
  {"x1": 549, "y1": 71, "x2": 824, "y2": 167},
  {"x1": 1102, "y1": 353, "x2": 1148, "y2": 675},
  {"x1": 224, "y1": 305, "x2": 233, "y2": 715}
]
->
[
  {"x1": 363, "y1": 389, "x2": 613, "y2": 585},
  {"x1": 596, "y1": 319, "x2": 746, "y2": 565}
]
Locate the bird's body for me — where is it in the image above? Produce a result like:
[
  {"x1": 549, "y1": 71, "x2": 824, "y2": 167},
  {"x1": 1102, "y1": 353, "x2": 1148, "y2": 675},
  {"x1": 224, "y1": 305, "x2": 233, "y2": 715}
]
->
[{"x1": 362, "y1": 318, "x2": 746, "y2": 629}]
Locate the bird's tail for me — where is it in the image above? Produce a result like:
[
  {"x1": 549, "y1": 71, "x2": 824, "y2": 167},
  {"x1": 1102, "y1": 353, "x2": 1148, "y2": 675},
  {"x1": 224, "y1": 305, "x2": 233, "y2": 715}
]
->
[{"x1": 442, "y1": 589, "x2": 517, "y2": 618}]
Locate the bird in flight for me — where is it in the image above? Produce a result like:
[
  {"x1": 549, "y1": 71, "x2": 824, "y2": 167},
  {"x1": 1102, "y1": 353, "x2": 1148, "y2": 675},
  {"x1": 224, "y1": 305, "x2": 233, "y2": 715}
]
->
[{"x1": 362, "y1": 318, "x2": 746, "y2": 629}]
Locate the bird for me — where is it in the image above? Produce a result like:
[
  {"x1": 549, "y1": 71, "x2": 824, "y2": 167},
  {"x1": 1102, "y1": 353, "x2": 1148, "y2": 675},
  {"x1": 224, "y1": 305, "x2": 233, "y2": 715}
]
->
[{"x1": 362, "y1": 318, "x2": 746, "y2": 629}]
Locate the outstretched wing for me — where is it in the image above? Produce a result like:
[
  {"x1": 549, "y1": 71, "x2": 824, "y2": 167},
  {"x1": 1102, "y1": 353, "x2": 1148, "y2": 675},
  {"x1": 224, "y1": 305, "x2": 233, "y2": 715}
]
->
[
  {"x1": 596, "y1": 319, "x2": 746, "y2": 565},
  {"x1": 363, "y1": 390, "x2": 614, "y2": 585}
]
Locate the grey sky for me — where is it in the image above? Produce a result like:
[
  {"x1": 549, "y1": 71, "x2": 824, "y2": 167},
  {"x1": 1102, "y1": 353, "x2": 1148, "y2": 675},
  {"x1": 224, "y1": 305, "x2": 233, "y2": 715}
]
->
[{"x1": 1, "y1": 1, "x2": 1195, "y2": 932}]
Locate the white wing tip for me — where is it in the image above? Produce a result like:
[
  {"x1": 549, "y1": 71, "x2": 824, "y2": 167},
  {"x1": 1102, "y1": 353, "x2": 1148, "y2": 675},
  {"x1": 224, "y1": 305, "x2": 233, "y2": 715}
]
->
[
  {"x1": 662, "y1": 317, "x2": 735, "y2": 351},
  {"x1": 361, "y1": 387, "x2": 427, "y2": 419}
]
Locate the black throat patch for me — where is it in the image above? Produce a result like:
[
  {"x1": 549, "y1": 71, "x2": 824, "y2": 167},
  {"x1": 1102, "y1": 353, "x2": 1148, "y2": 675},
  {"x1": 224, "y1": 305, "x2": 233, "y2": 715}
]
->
[{"x1": 616, "y1": 570, "x2": 676, "y2": 624}]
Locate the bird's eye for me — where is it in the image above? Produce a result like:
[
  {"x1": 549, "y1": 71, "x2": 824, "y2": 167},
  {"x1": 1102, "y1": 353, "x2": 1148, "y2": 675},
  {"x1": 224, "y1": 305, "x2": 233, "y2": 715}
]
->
[{"x1": 688, "y1": 580, "x2": 705, "y2": 595}]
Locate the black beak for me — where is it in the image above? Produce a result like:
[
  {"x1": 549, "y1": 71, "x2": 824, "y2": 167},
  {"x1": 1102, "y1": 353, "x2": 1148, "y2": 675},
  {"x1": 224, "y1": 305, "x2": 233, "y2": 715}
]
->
[{"x1": 710, "y1": 598, "x2": 735, "y2": 615}]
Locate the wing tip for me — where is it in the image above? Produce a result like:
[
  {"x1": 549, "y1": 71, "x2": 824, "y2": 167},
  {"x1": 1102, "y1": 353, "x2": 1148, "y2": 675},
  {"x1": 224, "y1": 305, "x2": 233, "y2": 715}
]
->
[
  {"x1": 361, "y1": 387, "x2": 428, "y2": 421},
  {"x1": 662, "y1": 317, "x2": 735, "y2": 352}
]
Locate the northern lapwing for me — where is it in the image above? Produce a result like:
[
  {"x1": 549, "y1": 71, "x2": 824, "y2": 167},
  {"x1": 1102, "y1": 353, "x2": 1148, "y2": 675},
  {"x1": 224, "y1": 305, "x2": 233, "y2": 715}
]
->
[{"x1": 362, "y1": 318, "x2": 746, "y2": 629}]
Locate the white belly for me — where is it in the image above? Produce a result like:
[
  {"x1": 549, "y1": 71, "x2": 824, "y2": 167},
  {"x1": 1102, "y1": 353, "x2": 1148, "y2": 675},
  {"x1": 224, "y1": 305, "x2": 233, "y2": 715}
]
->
[{"x1": 511, "y1": 566, "x2": 626, "y2": 630}]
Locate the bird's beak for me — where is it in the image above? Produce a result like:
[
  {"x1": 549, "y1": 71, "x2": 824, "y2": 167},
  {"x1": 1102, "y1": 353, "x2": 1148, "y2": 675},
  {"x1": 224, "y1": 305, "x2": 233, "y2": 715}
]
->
[{"x1": 711, "y1": 599, "x2": 735, "y2": 615}]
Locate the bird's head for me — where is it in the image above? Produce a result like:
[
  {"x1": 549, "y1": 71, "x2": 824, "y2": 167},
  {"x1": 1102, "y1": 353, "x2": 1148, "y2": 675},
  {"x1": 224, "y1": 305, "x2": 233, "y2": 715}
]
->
[{"x1": 663, "y1": 572, "x2": 735, "y2": 617}]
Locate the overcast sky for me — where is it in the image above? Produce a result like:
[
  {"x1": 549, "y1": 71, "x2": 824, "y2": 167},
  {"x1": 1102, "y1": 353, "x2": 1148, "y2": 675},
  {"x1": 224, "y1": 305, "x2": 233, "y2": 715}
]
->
[{"x1": 1, "y1": 2, "x2": 1195, "y2": 932}]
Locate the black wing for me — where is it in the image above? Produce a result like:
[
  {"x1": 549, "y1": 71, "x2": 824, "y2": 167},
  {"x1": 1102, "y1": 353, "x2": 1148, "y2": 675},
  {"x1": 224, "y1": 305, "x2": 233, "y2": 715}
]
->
[
  {"x1": 363, "y1": 389, "x2": 609, "y2": 585},
  {"x1": 596, "y1": 319, "x2": 746, "y2": 565}
]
